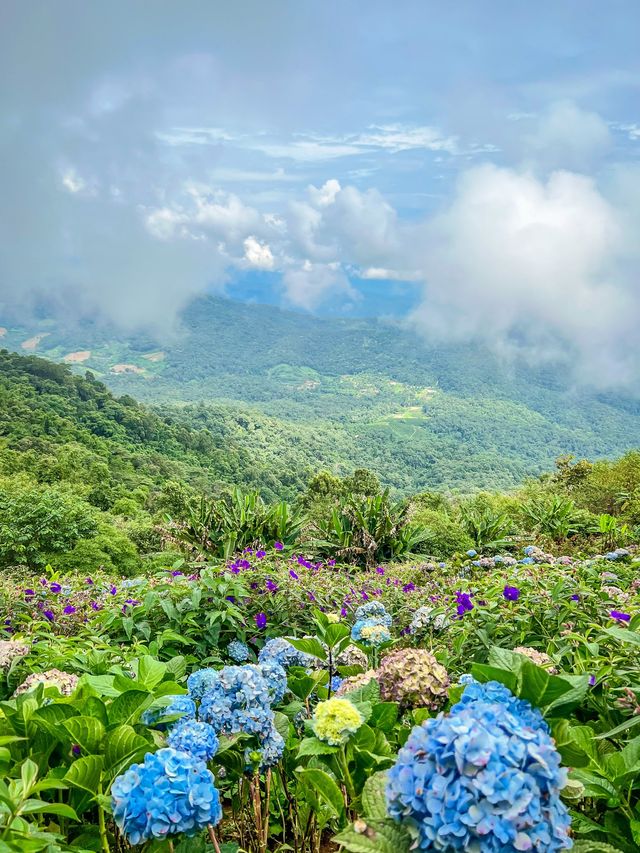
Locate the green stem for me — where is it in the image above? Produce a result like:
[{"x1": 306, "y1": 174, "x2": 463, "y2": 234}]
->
[
  {"x1": 97, "y1": 781, "x2": 111, "y2": 853},
  {"x1": 338, "y1": 746, "x2": 356, "y2": 803}
]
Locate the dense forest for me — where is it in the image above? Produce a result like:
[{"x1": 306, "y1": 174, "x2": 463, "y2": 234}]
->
[
  {"x1": 1, "y1": 297, "x2": 639, "y2": 496},
  {"x1": 1, "y1": 348, "x2": 639, "y2": 576}
]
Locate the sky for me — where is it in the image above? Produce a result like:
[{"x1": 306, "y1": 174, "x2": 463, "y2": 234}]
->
[{"x1": 1, "y1": 1, "x2": 640, "y2": 388}]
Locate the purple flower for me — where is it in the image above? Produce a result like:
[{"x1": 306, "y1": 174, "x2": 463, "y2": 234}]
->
[
  {"x1": 90, "y1": 601, "x2": 102, "y2": 611},
  {"x1": 455, "y1": 591, "x2": 474, "y2": 616},
  {"x1": 328, "y1": 559, "x2": 336, "y2": 567},
  {"x1": 610, "y1": 610, "x2": 631, "y2": 623},
  {"x1": 124, "y1": 599, "x2": 140, "y2": 607},
  {"x1": 85, "y1": 577, "x2": 94, "y2": 585},
  {"x1": 503, "y1": 585, "x2": 521, "y2": 602},
  {"x1": 171, "y1": 570, "x2": 183, "y2": 577},
  {"x1": 72, "y1": 744, "x2": 82, "y2": 757},
  {"x1": 43, "y1": 610, "x2": 55, "y2": 621},
  {"x1": 256, "y1": 550, "x2": 266, "y2": 560},
  {"x1": 289, "y1": 570, "x2": 299, "y2": 580},
  {"x1": 63, "y1": 605, "x2": 76, "y2": 615},
  {"x1": 274, "y1": 542, "x2": 284, "y2": 551},
  {"x1": 109, "y1": 585, "x2": 117, "y2": 595},
  {"x1": 403, "y1": 583, "x2": 415, "y2": 593},
  {"x1": 376, "y1": 566, "x2": 385, "y2": 575},
  {"x1": 255, "y1": 612, "x2": 267, "y2": 630},
  {"x1": 571, "y1": 594, "x2": 580, "y2": 601},
  {"x1": 226, "y1": 596, "x2": 236, "y2": 604},
  {"x1": 265, "y1": 579, "x2": 278, "y2": 593},
  {"x1": 340, "y1": 607, "x2": 348, "y2": 617},
  {"x1": 308, "y1": 592, "x2": 316, "y2": 602},
  {"x1": 589, "y1": 675, "x2": 596, "y2": 686},
  {"x1": 49, "y1": 583, "x2": 62, "y2": 594},
  {"x1": 24, "y1": 589, "x2": 35, "y2": 599}
]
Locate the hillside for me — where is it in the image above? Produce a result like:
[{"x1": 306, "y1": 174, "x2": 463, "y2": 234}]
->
[{"x1": 1, "y1": 296, "x2": 639, "y2": 493}]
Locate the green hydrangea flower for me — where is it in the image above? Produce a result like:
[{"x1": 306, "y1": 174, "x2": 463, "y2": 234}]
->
[
  {"x1": 312, "y1": 697, "x2": 363, "y2": 745},
  {"x1": 378, "y1": 648, "x2": 449, "y2": 710}
]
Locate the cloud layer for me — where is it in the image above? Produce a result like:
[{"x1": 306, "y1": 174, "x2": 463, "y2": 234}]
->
[{"x1": 1, "y1": 2, "x2": 639, "y2": 388}]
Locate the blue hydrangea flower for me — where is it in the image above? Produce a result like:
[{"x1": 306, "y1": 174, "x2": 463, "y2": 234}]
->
[
  {"x1": 257, "y1": 659, "x2": 288, "y2": 705},
  {"x1": 452, "y1": 679, "x2": 549, "y2": 733},
  {"x1": 466, "y1": 549, "x2": 477, "y2": 558},
  {"x1": 187, "y1": 668, "x2": 219, "y2": 700},
  {"x1": 351, "y1": 618, "x2": 391, "y2": 646},
  {"x1": 111, "y1": 748, "x2": 222, "y2": 845},
  {"x1": 354, "y1": 601, "x2": 392, "y2": 627},
  {"x1": 141, "y1": 695, "x2": 196, "y2": 727},
  {"x1": 245, "y1": 724, "x2": 285, "y2": 770},
  {"x1": 167, "y1": 719, "x2": 219, "y2": 762},
  {"x1": 258, "y1": 637, "x2": 312, "y2": 668},
  {"x1": 199, "y1": 665, "x2": 274, "y2": 739},
  {"x1": 227, "y1": 640, "x2": 250, "y2": 662},
  {"x1": 386, "y1": 698, "x2": 571, "y2": 851},
  {"x1": 330, "y1": 675, "x2": 344, "y2": 692}
]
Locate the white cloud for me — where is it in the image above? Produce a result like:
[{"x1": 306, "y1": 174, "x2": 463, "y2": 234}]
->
[
  {"x1": 243, "y1": 235, "x2": 274, "y2": 269},
  {"x1": 409, "y1": 164, "x2": 640, "y2": 387},
  {"x1": 281, "y1": 261, "x2": 357, "y2": 311},
  {"x1": 521, "y1": 101, "x2": 612, "y2": 172},
  {"x1": 61, "y1": 168, "x2": 89, "y2": 194}
]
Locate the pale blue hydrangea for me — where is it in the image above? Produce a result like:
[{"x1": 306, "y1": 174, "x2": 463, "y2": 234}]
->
[
  {"x1": 354, "y1": 601, "x2": 392, "y2": 627},
  {"x1": 351, "y1": 618, "x2": 391, "y2": 646},
  {"x1": 167, "y1": 719, "x2": 219, "y2": 762},
  {"x1": 245, "y1": 724, "x2": 285, "y2": 770},
  {"x1": 111, "y1": 748, "x2": 221, "y2": 845},
  {"x1": 330, "y1": 675, "x2": 344, "y2": 692},
  {"x1": 386, "y1": 698, "x2": 571, "y2": 852},
  {"x1": 228, "y1": 640, "x2": 250, "y2": 662},
  {"x1": 141, "y1": 695, "x2": 196, "y2": 727},
  {"x1": 258, "y1": 637, "x2": 312, "y2": 668},
  {"x1": 257, "y1": 659, "x2": 288, "y2": 705},
  {"x1": 198, "y1": 665, "x2": 274, "y2": 739},
  {"x1": 452, "y1": 679, "x2": 549, "y2": 733},
  {"x1": 187, "y1": 668, "x2": 219, "y2": 700}
]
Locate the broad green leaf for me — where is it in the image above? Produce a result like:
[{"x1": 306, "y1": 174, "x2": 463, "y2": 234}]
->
[
  {"x1": 63, "y1": 717, "x2": 105, "y2": 755},
  {"x1": 65, "y1": 755, "x2": 104, "y2": 796},
  {"x1": 370, "y1": 703, "x2": 398, "y2": 733},
  {"x1": 361, "y1": 771, "x2": 389, "y2": 820},
  {"x1": 470, "y1": 664, "x2": 517, "y2": 693},
  {"x1": 108, "y1": 690, "x2": 152, "y2": 726},
  {"x1": 297, "y1": 737, "x2": 338, "y2": 757},
  {"x1": 288, "y1": 638, "x2": 327, "y2": 661},
  {"x1": 20, "y1": 799, "x2": 79, "y2": 820},
  {"x1": 334, "y1": 821, "x2": 412, "y2": 853},
  {"x1": 103, "y1": 725, "x2": 150, "y2": 777},
  {"x1": 297, "y1": 768, "x2": 344, "y2": 817},
  {"x1": 136, "y1": 656, "x2": 167, "y2": 689},
  {"x1": 324, "y1": 624, "x2": 350, "y2": 648}
]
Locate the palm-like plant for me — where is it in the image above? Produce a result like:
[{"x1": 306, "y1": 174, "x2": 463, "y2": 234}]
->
[
  {"x1": 457, "y1": 505, "x2": 513, "y2": 552},
  {"x1": 520, "y1": 495, "x2": 584, "y2": 542},
  {"x1": 166, "y1": 488, "x2": 306, "y2": 559},
  {"x1": 313, "y1": 489, "x2": 428, "y2": 566}
]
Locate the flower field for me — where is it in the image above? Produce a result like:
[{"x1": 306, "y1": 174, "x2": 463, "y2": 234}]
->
[{"x1": 1, "y1": 543, "x2": 640, "y2": 852}]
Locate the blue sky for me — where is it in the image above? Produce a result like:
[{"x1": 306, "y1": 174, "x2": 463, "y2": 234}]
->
[{"x1": 1, "y1": 1, "x2": 639, "y2": 385}]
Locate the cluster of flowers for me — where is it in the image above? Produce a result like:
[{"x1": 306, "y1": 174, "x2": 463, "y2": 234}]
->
[
  {"x1": 409, "y1": 605, "x2": 449, "y2": 633},
  {"x1": 350, "y1": 601, "x2": 392, "y2": 647},
  {"x1": 386, "y1": 678, "x2": 572, "y2": 852},
  {"x1": 112, "y1": 634, "x2": 312, "y2": 845}
]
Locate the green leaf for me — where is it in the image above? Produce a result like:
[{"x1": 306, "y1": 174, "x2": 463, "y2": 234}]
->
[
  {"x1": 288, "y1": 638, "x2": 327, "y2": 661},
  {"x1": 20, "y1": 799, "x2": 79, "y2": 820},
  {"x1": 65, "y1": 755, "x2": 104, "y2": 796},
  {"x1": 63, "y1": 717, "x2": 105, "y2": 755},
  {"x1": 370, "y1": 703, "x2": 398, "y2": 734},
  {"x1": 273, "y1": 712, "x2": 291, "y2": 741},
  {"x1": 297, "y1": 737, "x2": 338, "y2": 757},
  {"x1": 324, "y1": 624, "x2": 350, "y2": 648},
  {"x1": 108, "y1": 690, "x2": 152, "y2": 726},
  {"x1": 334, "y1": 821, "x2": 412, "y2": 853},
  {"x1": 20, "y1": 760, "x2": 39, "y2": 796},
  {"x1": 296, "y1": 768, "x2": 344, "y2": 817},
  {"x1": 136, "y1": 656, "x2": 167, "y2": 689},
  {"x1": 103, "y1": 725, "x2": 150, "y2": 778},
  {"x1": 361, "y1": 771, "x2": 389, "y2": 820},
  {"x1": 470, "y1": 663, "x2": 517, "y2": 693}
]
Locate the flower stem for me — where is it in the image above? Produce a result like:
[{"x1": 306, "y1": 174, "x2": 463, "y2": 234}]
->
[
  {"x1": 97, "y1": 781, "x2": 110, "y2": 853},
  {"x1": 207, "y1": 824, "x2": 222, "y2": 853}
]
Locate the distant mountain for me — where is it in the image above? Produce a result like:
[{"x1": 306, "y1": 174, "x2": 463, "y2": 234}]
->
[{"x1": 1, "y1": 296, "x2": 638, "y2": 494}]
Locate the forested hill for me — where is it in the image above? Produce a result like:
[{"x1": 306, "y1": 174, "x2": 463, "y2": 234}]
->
[{"x1": 1, "y1": 296, "x2": 640, "y2": 493}]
